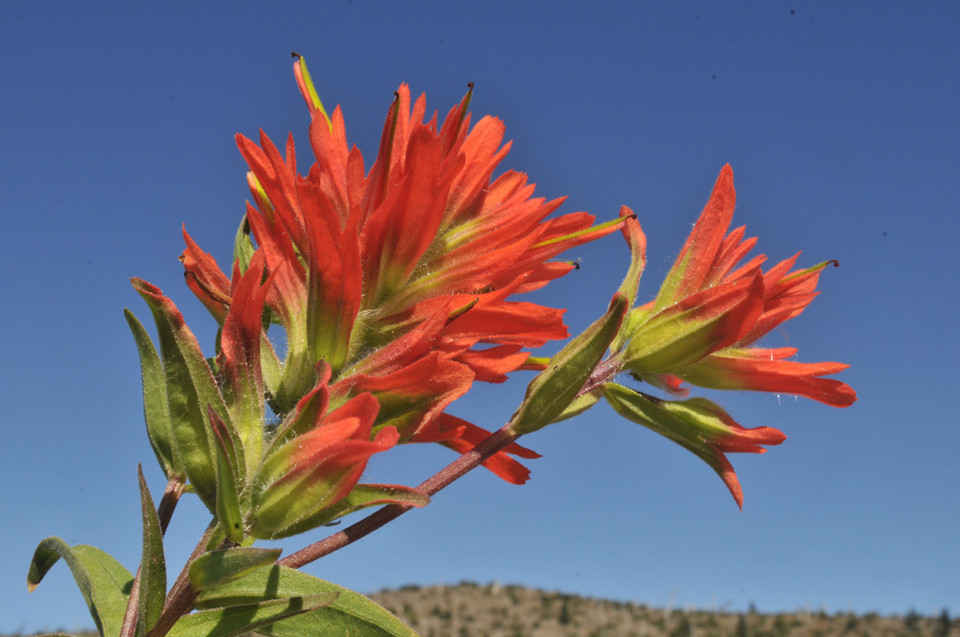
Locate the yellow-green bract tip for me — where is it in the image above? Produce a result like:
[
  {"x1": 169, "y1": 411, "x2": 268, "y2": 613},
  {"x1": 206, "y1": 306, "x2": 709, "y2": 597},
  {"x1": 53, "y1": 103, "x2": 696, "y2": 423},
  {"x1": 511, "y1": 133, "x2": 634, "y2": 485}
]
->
[{"x1": 293, "y1": 55, "x2": 330, "y2": 125}]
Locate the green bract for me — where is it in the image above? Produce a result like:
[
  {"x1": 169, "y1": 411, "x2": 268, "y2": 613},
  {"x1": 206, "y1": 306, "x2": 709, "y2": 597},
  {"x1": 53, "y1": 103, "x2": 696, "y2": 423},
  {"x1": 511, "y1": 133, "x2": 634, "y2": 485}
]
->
[{"x1": 509, "y1": 293, "x2": 628, "y2": 435}]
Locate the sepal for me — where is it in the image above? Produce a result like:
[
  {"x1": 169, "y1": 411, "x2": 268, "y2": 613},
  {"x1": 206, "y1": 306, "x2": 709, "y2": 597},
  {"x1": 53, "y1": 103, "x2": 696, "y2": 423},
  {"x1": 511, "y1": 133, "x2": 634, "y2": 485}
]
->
[
  {"x1": 292, "y1": 54, "x2": 330, "y2": 125},
  {"x1": 266, "y1": 484, "x2": 430, "y2": 539},
  {"x1": 621, "y1": 273, "x2": 764, "y2": 373},
  {"x1": 509, "y1": 292, "x2": 628, "y2": 435},
  {"x1": 250, "y1": 427, "x2": 400, "y2": 539},
  {"x1": 250, "y1": 392, "x2": 401, "y2": 539},
  {"x1": 615, "y1": 205, "x2": 646, "y2": 305},
  {"x1": 232, "y1": 214, "x2": 256, "y2": 275},
  {"x1": 601, "y1": 383, "x2": 786, "y2": 509}
]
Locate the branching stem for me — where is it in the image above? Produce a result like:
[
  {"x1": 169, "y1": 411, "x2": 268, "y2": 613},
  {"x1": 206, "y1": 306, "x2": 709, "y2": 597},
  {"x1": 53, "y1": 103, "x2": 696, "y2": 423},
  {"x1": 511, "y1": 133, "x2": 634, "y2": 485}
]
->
[
  {"x1": 137, "y1": 427, "x2": 518, "y2": 635},
  {"x1": 278, "y1": 425, "x2": 520, "y2": 569}
]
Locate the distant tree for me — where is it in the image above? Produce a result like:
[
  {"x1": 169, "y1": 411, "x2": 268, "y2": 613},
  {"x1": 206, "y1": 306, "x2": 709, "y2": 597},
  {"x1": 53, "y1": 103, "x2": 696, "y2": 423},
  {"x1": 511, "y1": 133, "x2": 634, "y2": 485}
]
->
[
  {"x1": 737, "y1": 614, "x2": 749, "y2": 637},
  {"x1": 670, "y1": 613, "x2": 692, "y2": 637},
  {"x1": 904, "y1": 608, "x2": 922, "y2": 633},
  {"x1": 934, "y1": 608, "x2": 951, "y2": 637},
  {"x1": 773, "y1": 613, "x2": 791, "y2": 636},
  {"x1": 559, "y1": 597, "x2": 572, "y2": 625},
  {"x1": 844, "y1": 614, "x2": 860, "y2": 633}
]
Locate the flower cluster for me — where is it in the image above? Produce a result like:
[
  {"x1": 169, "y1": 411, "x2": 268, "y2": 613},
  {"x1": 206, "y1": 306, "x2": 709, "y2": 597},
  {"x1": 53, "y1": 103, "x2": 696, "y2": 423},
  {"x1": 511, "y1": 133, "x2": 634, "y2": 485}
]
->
[
  {"x1": 31, "y1": 56, "x2": 857, "y2": 637},
  {"x1": 127, "y1": 57, "x2": 626, "y2": 540},
  {"x1": 127, "y1": 59, "x2": 855, "y2": 545}
]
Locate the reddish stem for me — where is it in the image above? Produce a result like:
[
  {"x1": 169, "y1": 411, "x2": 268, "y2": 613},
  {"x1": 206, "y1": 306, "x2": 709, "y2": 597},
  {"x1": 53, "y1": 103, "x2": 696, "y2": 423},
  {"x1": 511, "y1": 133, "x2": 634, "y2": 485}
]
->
[
  {"x1": 143, "y1": 426, "x2": 519, "y2": 635},
  {"x1": 279, "y1": 426, "x2": 519, "y2": 569},
  {"x1": 158, "y1": 476, "x2": 186, "y2": 534}
]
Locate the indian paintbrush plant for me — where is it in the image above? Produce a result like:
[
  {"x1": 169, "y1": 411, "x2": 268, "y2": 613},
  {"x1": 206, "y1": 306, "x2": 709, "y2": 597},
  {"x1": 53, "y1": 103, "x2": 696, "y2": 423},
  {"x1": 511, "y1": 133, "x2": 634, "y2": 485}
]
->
[{"x1": 27, "y1": 55, "x2": 856, "y2": 637}]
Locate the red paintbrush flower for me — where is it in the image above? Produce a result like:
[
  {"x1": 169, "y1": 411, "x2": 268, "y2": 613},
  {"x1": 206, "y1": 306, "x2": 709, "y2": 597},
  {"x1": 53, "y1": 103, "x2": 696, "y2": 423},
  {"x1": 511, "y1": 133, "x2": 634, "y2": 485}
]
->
[
  {"x1": 180, "y1": 57, "x2": 624, "y2": 482},
  {"x1": 566, "y1": 166, "x2": 857, "y2": 507},
  {"x1": 250, "y1": 365, "x2": 426, "y2": 539},
  {"x1": 617, "y1": 164, "x2": 856, "y2": 407}
]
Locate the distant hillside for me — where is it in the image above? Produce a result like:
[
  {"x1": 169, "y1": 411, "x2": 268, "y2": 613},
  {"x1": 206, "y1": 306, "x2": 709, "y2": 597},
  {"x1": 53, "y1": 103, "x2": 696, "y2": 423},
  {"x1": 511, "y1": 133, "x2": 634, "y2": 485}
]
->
[
  {"x1": 12, "y1": 582, "x2": 956, "y2": 636},
  {"x1": 368, "y1": 582, "x2": 957, "y2": 637}
]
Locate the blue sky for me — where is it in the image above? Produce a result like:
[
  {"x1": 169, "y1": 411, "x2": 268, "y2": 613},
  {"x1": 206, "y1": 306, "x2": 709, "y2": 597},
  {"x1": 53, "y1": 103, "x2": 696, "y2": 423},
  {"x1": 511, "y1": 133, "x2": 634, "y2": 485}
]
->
[{"x1": 2, "y1": 1, "x2": 958, "y2": 632}]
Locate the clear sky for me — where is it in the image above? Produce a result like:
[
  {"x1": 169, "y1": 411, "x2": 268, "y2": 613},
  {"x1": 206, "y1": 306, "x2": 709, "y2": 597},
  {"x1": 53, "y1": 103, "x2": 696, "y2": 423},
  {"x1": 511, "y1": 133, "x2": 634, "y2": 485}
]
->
[{"x1": 2, "y1": 2, "x2": 958, "y2": 633}]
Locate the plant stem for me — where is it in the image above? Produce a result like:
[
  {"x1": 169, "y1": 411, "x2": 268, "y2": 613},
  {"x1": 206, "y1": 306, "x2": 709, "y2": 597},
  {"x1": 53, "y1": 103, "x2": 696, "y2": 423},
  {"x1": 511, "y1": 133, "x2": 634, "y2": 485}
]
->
[
  {"x1": 158, "y1": 476, "x2": 186, "y2": 534},
  {"x1": 278, "y1": 426, "x2": 520, "y2": 569},
  {"x1": 140, "y1": 426, "x2": 518, "y2": 635}
]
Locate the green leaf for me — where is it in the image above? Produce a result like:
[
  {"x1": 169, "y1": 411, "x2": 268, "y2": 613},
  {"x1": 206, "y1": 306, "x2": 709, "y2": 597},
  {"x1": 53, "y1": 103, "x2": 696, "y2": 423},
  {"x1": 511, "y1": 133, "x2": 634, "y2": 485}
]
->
[
  {"x1": 166, "y1": 594, "x2": 338, "y2": 637},
  {"x1": 196, "y1": 565, "x2": 416, "y2": 636},
  {"x1": 132, "y1": 279, "x2": 231, "y2": 509},
  {"x1": 232, "y1": 213, "x2": 256, "y2": 275},
  {"x1": 215, "y1": 452, "x2": 244, "y2": 545},
  {"x1": 208, "y1": 410, "x2": 246, "y2": 544},
  {"x1": 124, "y1": 309, "x2": 178, "y2": 477},
  {"x1": 260, "y1": 333, "x2": 283, "y2": 408},
  {"x1": 509, "y1": 293, "x2": 629, "y2": 435},
  {"x1": 550, "y1": 391, "x2": 601, "y2": 424},
  {"x1": 27, "y1": 538, "x2": 134, "y2": 637},
  {"x1": 262, "y1": 484, "x2": 430, "y2": 540},
  {"x1": 601, "y1": 383, "x2": 756, "y2": 489},
  {"x1": 137, "y1": 466, "x2": 166, "y2": 634},
  {"x1": 188, "y1": 547, "x2": 282, "y2": 591}
]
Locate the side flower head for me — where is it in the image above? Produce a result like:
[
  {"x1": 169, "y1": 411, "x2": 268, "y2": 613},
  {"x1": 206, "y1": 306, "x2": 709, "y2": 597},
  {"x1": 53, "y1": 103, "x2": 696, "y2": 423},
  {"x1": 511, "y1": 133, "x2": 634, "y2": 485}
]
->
[
  {"x1": 571, "y1": 165, "x2": 856, "y2": 507},
  {"x1": 616, "y1": 164, "x2": 856, "y2": 408}
]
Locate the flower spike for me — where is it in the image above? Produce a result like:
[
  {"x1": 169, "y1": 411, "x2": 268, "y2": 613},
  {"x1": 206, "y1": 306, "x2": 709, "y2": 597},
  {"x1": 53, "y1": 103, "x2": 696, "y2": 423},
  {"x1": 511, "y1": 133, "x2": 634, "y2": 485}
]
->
[{"x1": 182, "y1": 70, "x2": 628, "y2": 483}]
